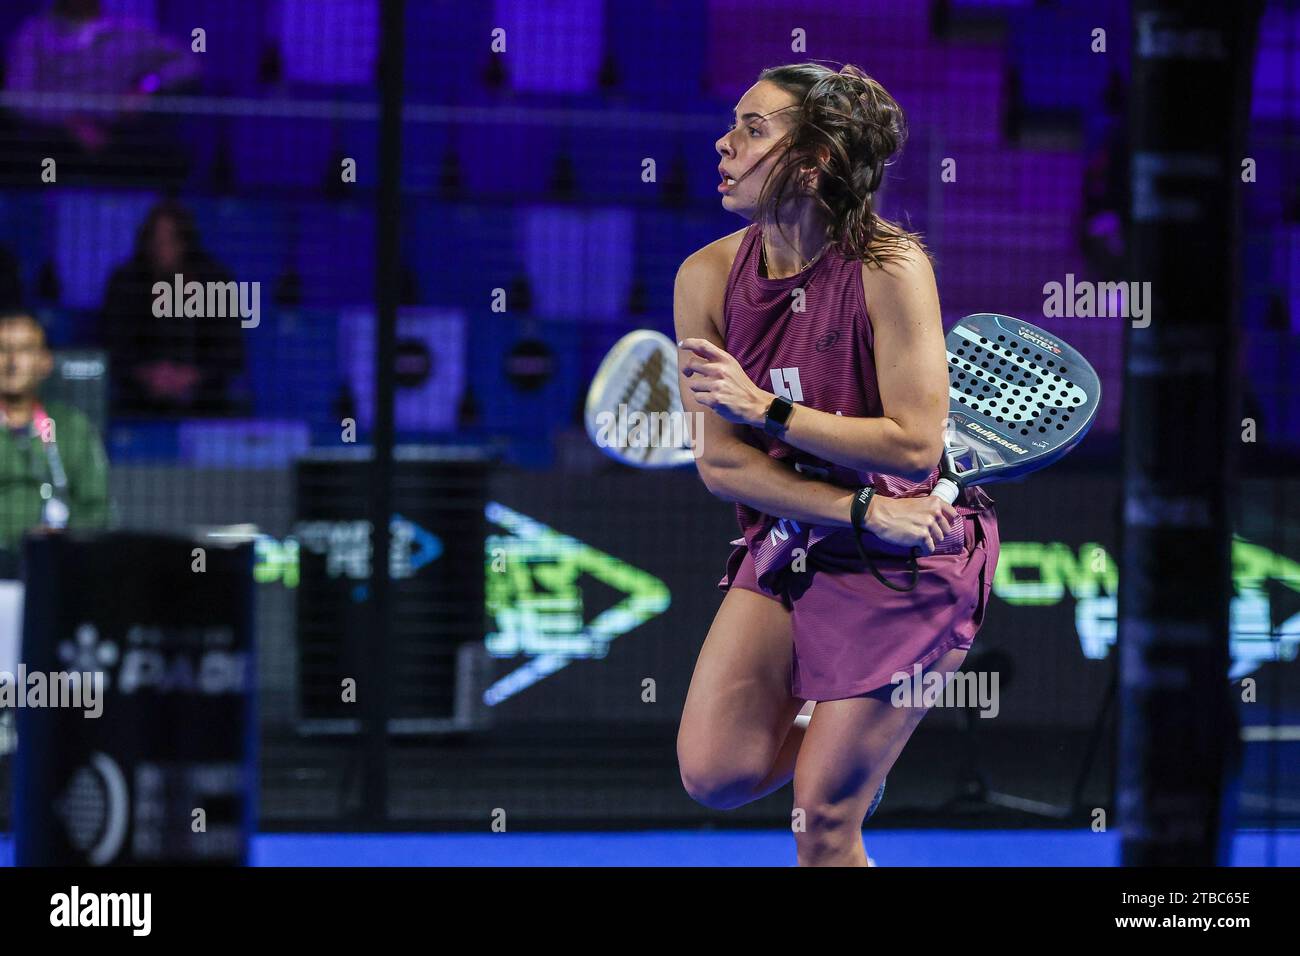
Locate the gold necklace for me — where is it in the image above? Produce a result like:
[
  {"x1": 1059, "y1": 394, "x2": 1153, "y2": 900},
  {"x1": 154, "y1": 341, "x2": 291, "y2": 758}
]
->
[{"x1": 762, "y1": 234, "x2": 827, "y2": 278}]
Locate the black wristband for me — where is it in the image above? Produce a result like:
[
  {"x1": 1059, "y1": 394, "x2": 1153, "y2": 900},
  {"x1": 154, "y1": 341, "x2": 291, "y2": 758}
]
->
[
  {"x1": 850, "y1": 485, "x2": 875, "y2": 532},
  {"x1": 849, "y1": 485, "x2": 919, "y2": 593}
]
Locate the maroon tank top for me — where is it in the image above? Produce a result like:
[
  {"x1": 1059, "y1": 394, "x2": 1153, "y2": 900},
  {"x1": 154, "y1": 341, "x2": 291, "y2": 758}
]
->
[{"x1": 720, "y1": 221, "x2": 994, "y2": 583}]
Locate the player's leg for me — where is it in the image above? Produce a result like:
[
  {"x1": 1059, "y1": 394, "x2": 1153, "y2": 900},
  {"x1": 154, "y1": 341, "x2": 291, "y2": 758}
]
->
[
  {"x1": 677, "y1": 584, "x2": 805, "y2": 810},
  {"x1": 791, "y1": 646, "x2": 969, "y2": 866}
]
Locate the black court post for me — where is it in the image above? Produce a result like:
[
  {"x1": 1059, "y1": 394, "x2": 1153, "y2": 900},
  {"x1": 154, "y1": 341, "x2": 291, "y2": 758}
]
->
[
  {"x1": 1118, "y1": 1, "x2": 1262, "y2": 865},
  {"x1": 362, "y1": 0, "x2": 406, "y2": 825}
]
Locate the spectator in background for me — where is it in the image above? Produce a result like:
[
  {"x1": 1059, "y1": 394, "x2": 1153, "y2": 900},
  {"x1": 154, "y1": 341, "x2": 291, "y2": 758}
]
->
[
  {"x1": 3, "y1": 0, "x2": 200, "y2": 185},
  {"x1": 102, "y1": 199, "x2": 247, "y2": 417},
  {"x1": 0, "y1": 308, "x2": 108, "y2": 576}
]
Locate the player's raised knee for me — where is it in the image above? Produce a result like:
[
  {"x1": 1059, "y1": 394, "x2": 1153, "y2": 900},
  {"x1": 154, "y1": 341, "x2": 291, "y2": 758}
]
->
[{"x1": 678, "y1": 750, "x2": 765, "y2": 810}]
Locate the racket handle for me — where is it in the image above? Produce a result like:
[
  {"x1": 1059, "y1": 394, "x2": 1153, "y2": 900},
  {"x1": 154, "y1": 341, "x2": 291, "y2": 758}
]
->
[
  {"x1": 932, "y1": 426, "x2": 963, "y2": 505},
  {"x1": 931, "y1": 477, "x2": 960, "y2": 504}
]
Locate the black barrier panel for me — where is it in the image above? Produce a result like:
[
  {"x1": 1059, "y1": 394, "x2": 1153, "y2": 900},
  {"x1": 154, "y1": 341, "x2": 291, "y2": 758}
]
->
[
  {"x1": 295, "y1": 448, "x2": 489, "y2": 730},
  {"x1": 1119, "y1": 0, "x2": 1258, "y2": 865},
  {"x1": 13, "y1": 532, "x2": 255, "y2": 866}
]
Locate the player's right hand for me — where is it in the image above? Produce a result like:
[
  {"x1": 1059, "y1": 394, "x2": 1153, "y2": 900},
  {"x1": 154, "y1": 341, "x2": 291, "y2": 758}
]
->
[{"x1": 864, "y1": 495, "x2": 959, "y2": 555}]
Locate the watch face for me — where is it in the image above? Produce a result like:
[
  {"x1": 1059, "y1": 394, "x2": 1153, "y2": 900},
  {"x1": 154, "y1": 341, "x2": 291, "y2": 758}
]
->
[{"x1": 766, "y1": 396, "x2": 793, "y2": 433}]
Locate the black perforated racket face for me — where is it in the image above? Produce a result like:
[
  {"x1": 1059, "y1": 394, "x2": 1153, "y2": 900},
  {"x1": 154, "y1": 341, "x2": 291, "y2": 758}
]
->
[{"x1": 944, "y1": 313, "x2": 1101, "y2": 483}]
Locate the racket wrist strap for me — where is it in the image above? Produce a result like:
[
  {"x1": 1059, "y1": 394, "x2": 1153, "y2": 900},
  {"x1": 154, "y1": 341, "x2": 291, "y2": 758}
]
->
[
  {"x1": 850, "y1": 485, "x2": 875, "y2": 568},
  {"x1": 850, "y1": 485, "x2": 875, "y2": 534},
  {"x1": 849, "y1": 487, "x2": 918, "y2": 593}
]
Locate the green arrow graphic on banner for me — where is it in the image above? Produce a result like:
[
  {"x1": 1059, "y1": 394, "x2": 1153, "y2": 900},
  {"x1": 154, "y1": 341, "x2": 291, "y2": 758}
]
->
[{"x1": 483, "y1": 501, "x2": 671, "y2": 704}]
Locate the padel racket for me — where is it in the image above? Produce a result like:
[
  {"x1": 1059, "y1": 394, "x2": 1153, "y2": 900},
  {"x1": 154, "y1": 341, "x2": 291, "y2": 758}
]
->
[
  {"x1": 840, "y1": 312, "x2": 1101, "y2": 591},
  {"x1": 583, "y1": 329, "x2": 697, "y2": 468},
  {"x1": 929, "y1": 312, "x2": 1101, "y2": 502}
]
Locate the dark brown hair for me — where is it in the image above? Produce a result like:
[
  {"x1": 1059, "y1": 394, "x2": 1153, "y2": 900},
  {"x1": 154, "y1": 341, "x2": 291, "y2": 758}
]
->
[
  {"x1": 751, "y1": 62, "x2": 926, "y2": 268},
  {"x1": 131, "y1": 198, "x2": 204, "y2": 270}
]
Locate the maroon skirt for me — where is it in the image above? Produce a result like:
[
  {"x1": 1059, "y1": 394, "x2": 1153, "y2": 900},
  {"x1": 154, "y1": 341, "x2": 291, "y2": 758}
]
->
[{"x1": 718, "y1": 509, "x2": 999, "y2": 701}]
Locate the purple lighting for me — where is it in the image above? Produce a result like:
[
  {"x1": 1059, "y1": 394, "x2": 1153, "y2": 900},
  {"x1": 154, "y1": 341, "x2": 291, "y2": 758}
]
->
[{"x1": 493, "y1": 0, "x2": 604, "y2": 93}]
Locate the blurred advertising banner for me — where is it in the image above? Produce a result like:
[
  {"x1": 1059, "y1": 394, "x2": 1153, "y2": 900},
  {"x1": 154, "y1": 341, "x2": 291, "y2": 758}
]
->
[{"x1": 13, "y1": 532, "x2": 255, "y2": 866}]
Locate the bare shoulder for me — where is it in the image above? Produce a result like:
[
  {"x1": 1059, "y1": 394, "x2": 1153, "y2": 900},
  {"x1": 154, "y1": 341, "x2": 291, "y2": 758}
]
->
[
  {"x1": 674, "y1": 226, "x2": 749, "y2": 338},
  {"x1": 860, "y1": 236, "x2": 935, "y2": 304},
  {"x1": 859, "y1": 235, "x2": 941, "y2": 354},
  {"x1": 677, "y1": 225, "x2": 747, "y2": 286}
]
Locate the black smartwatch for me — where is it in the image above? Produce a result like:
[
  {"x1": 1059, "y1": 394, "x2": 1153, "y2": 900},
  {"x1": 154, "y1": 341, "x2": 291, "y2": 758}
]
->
[{"x1": 763, "y1": 395, "x2": 795, "y2": 436}]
